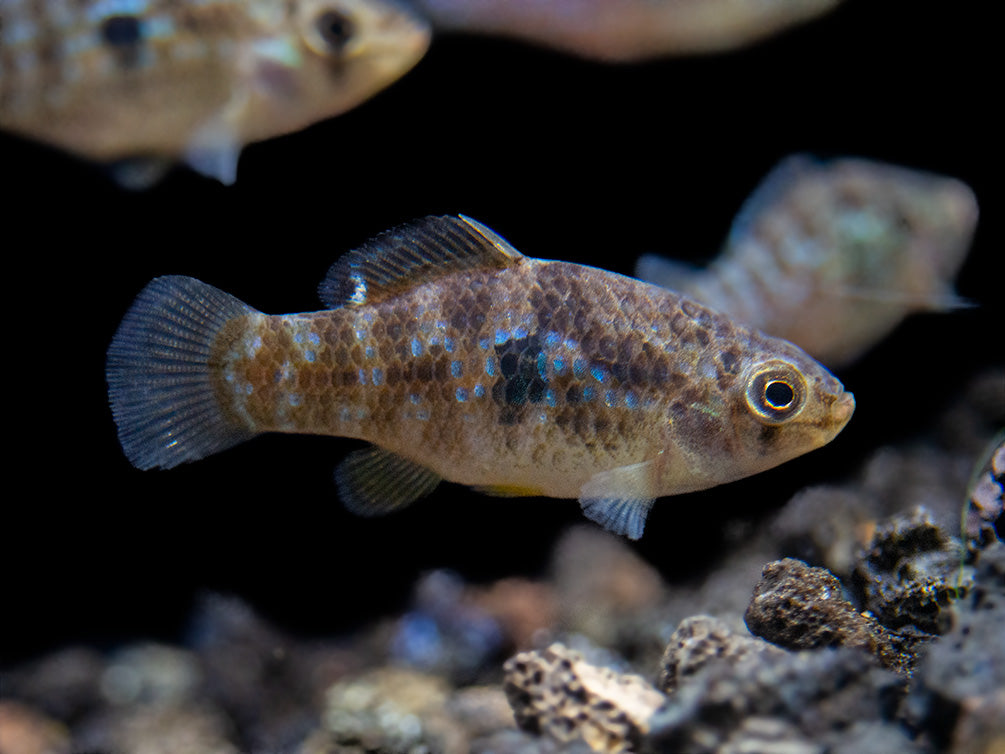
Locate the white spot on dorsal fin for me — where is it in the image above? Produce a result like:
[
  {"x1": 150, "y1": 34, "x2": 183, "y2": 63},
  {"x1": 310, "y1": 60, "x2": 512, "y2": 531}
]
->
[{"x1": 317, "y1": 215, "x2": 526, "y2": 309}]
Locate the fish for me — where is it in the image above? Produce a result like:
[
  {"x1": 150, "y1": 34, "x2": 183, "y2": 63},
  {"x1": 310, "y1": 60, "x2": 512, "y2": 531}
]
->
[
  {"x1": 106, "y1": 215, "x2": 854, "y2": 539},
  {"x1": 0, "y1": 0, "x2": 430, "y2": 185},
  {"x1": 402, "y1": 0, "x2": 843, "y2": 62},
  {"x1": 636, "y1": 155, "x2": 979, "y2": 367}
]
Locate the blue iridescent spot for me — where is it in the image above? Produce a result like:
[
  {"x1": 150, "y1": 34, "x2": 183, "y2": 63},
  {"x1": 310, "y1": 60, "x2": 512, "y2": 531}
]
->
[
  {"x1": 545, "y1": 389, "x2": 557, "y2": 407},
  {"x1": 545, "y1": 331, "x2": 561, "y2": 348},
  {"x1": 372, "y1": 368, "x2": 384, "y2": 386},
  {"x1": 451, "y1": 360, "x2": 463, "y2": 378},
  {"x1": 293, "y1": 332, "x2": 304, "y2": 344},
  {"x1": 537, "y1": 353, "x2": 548, "y2": 380},
  {"x1": 456, "y1": 387, "x2": 469, "y2": 402},
  {"x1": 474, "y1": 384, "x2": 485, "y2": 398},
  {"x1": 288, "y1": 393, "x2": 301, "y2": 406},
  {"x1": 411, "y1": 338, "x2": 423, "y2": 357},
  {"x1": 591, "y1": 366, "x2": 606, "y2": 383},
  {"x1": 358, "y1": 369, "x2": 367, "y2": 385},
  {"x1": 416, "y1": 408, "x2": 430, "y2": 421},
  {"x1": 304, "y1": 350, "x2": 316, "y2": 363},
  {"x1": 625, "y1": 391, "x2": 639, "y2": 410},
  {"x1": 495, "y1": 329, "x2": 508, "y2": 346},
  {"x1": 553, "y1": 357, "x2": 566, "y2": 375},
  {"x1": 308, "y1": 332, "x2": 321, "y2": 346},
  {"x1": 365, "y1": 345, "x2": 375, "y2": 359},
  {"x1": 573, "y1": 359, "x2": 586, "y2": 379},
  {"x1": 514, "y1": 326, "x2": 528, "y2": 340},
  {"x1": 604, "y1": 390, "x2": 618, "y2": 408},
  {"x1": 583, "y1": 385, "x2": 595, "y2": 401},
  {"x1": 479, "y1": 337, "x2": 490, "y2": 350},
  {"x1": 410, "y1": 393, "x2": 421, "y2": 404},
  {"x1": 444, "y1": 337, "x2": 455, "y2": 353},
  {"x1": 485, "y1": 357, "x2": 496, "y2": 377}
]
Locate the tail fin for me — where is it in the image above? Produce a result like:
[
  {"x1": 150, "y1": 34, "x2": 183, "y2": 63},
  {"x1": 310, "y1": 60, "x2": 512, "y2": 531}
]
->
[{"x1": 106, "y1": 275, "x2": 260, "y2": 470}]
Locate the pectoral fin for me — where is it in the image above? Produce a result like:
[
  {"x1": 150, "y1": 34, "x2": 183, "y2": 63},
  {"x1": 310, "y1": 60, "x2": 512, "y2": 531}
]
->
[
  {"x1": 336, "y1": 445, "x2": 442, "y2": 516},
  {"x1": 579, "y1": 460, "x2": 659, "y2": 540}
]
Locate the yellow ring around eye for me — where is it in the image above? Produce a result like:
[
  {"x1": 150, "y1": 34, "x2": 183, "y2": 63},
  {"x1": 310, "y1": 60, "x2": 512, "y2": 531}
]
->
[{"x1": 745, "y1": 361, "x2": 806, "y2": 424}]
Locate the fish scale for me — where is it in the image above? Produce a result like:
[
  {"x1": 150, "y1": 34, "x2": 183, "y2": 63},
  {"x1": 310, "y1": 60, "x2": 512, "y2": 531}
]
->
[
  {"x1": 0, "y1": 0, "x2": 430, "y2": 183},
  {"x1": 107, "y1": 215, "x2": 854, "y2": 539}
]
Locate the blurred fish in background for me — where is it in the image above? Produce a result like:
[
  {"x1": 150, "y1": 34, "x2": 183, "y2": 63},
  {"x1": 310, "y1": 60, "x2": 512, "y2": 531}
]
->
[
  {"x1": 403, "y1": 0, "x2": 844, "y2": 61},
  {"x1": 0, "y1": 0, "x2": 430, "y2": 185},
  {"x1": 636, "y1": 156, "x2": 979, "y2": 367}
]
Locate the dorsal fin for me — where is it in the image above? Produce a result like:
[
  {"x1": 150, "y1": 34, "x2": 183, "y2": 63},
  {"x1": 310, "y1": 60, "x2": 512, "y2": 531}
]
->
[{"x1": 318, "y1": 215, "x2": 525, "y2": 308}]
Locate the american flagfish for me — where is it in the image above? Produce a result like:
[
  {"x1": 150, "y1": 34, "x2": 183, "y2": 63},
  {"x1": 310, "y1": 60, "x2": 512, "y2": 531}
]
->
[
  {"x1": 0, "y1": 0, "x2": 430, "y2": 185},
  {"x1": 402, "y1": 0, "x2": 842, "y2": 62},
  {"x1": 636, "y1": 156, "x2": 979, "y2": 367},
  {"x1": 107, "y1": 215, "x2": 854, "y2": 539}
]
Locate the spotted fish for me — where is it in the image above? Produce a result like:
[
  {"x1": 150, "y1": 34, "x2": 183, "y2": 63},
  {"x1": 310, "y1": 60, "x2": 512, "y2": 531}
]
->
[
  {"x1": 402, "y1": 0, "x2": 842, "y2": 62},
  {"x1": 107, "y1": 215, "x2": 854, "y2": 539},
  {"x1": 0, "y1": 0, "x2": 430, "y2": 185},
  {"x1": 636, "y1": 156, "x2": 979, "y2": 367}
]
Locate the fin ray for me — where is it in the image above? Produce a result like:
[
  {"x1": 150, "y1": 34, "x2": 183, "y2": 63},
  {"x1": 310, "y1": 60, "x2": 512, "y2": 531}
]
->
[
  {"x1": 318, "y1": 215, "x2": 524, "y2": 308},
  {"x1": 579, "y1": 459, "x2": 660, "y2": 539},
  {"x1": 336, "y1": 445, "x2": 442, "y2": 516},
  {"x1": 106, "y1": 276, "x2": 259, "y2": 469}
]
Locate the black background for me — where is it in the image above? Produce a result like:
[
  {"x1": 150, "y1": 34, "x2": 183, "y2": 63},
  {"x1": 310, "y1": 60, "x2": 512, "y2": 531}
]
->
[{"x1": 3, "y1": 1, "x2": 997, "y2": 664}]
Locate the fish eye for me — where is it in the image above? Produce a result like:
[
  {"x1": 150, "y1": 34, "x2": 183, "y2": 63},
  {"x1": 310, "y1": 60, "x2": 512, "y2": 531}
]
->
[
  {"x1": 315, "y1": 9, "x2": 355, "y2": 53},
  {"x1": 764, "y1": 380, "x2": 795, "y2": 409},
  {"x1": 745, "y1": 361, "x2": 806, "y2": 424}
]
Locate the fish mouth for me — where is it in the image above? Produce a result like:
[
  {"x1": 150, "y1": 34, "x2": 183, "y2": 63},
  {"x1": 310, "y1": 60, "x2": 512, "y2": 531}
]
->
[{"x1": 831, "y1": 391, "x2": 856, "y2": 428}]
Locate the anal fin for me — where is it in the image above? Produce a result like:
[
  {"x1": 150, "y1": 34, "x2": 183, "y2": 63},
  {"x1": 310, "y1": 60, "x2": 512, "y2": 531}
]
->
[{"x1": 336, "y1": 445, "x2": 442, "y2": 516}]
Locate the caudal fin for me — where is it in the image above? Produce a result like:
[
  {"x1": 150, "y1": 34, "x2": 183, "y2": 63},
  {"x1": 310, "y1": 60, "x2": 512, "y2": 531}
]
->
[{"x1": 106, "y1": 275, "x2": 259, "y2": 470}]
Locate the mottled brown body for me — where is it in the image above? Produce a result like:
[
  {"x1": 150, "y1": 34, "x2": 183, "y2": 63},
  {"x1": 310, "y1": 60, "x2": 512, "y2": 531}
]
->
[
  {"x1": 0, "y1": 0, "x2": 429, "y2": 180},
  {"x1": 214, "y1": 256, "x2": 847, "y2": 498},
  {"x1": 637, "y1": 156, "x2": 978, "y2": 366},
  {"x1": 108, "y1": 215, "x2": 853, "y2": 538}
]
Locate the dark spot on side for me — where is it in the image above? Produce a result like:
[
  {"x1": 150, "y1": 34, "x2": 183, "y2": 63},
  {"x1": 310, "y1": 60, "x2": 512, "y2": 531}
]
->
[
  {"x1": 566, "y1": 385, "x2": 582, "y2": 403},
  {"x1": 102, "y1": 15, "x2": 142, "y2": 46},
  {"x1": 527, "y1": 378, "x2": 546, "y2": 403},
  {"x1": 100, "y1": 15, "x2": 144, "y2": 67},
  {"x1": 414, "y1": 358, "x2": 433, "y2": 382},
  {"x1": 720, "y1": 349, "x2": 741, "y2": 375},
  {"x1": 492, "y1": 332, "x2": 549, "y2": 424},
  {"x1": 695, "y1": 328, "x2": 710, "y2": 347},
  {"x1": 505, "y1": 377, "x2": 529, "y2": 406},
  {"x1": 500, "y1": 352, "x2": 519, "y2": 378}
]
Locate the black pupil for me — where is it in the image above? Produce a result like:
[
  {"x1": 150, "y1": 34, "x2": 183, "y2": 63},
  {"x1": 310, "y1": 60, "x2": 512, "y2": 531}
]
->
[
  {"x1": 101, "y1": 15, "x2": 143, "y2": 47},
  {"x1": 318, "y1": 11, "x2": 354, "y2": 50},
  {"x1": 764, "y1": 380, "x2": 794, "y2": 408}
]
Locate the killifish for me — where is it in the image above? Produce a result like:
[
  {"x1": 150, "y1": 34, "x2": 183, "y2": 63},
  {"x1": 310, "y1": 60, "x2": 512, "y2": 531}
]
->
[
  {"x1": 402, "y1": 0, "x2": 842, "y2": 62},
  {"x1": 107, "y1": 215, "x2": 854, "y2": 539},
  {"x1": 0, "y1": 0, "x2": 430, "y2": 185},
  {"x1": 636, "y1": 156, "x2": 978, "y2": 367}
]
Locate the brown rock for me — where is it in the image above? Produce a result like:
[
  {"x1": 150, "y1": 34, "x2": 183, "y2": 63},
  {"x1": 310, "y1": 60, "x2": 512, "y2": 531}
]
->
[
  {"x1": 503, "y1": 643, "x2": 665, "y2": 753},
  {"x1": 745, "y1": 559, "x2": 913, "y2": 672}
]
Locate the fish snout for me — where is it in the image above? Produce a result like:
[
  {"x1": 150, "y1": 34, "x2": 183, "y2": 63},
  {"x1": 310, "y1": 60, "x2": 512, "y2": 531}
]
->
[{"x1": 831, "y1": 391, "x2": 856, "y2": 428}]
